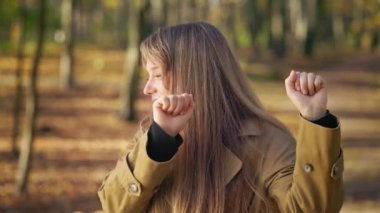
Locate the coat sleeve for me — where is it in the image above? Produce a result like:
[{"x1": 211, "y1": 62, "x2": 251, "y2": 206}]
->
[
  {"x1": 97, "y1": 129, "x2": 174, "y2": 213},
  {"x1": 266, "y1": 116, "x2": 344, "y2": 213}
]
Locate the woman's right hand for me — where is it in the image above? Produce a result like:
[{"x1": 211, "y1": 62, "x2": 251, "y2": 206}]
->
[{"x1": 152, "y1": 93, "x2": 194, "y2": 137}]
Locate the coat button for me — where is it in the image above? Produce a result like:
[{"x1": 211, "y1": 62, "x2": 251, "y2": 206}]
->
[
  {"x1": 303, "y1": 163, "x2": 313, "y2": 173},
  {"x1": 129, "y1": 183, "x2": 138, "y2": 193}
]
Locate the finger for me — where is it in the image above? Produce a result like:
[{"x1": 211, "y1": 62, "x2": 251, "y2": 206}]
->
[
  {"x1": 162, "y1": 96, "x2": 171, "y2": 110},
  {"x1": 314, "y1": 75, "x2": 323, "y2": 91},
  {"x1": 166, "y1": 95, "x2": 177, "y2": 113},
  {"x1": 307, "y1": 73, "x2": 316, "y2": 96},
  {"x1": 299, "y1": 72, "x2": 308, "y2": 95},
  {"x1": 172, "y1": 95, "x2": 184, "y2": 116},
  {"x1": 285, "y1": 70, "x2": 297, "y2": 91},
  {"x1": 285, "y1": 70, "x2": 297, "y2": 84},
  {"x1": 295, "y1": 71, "x2": 301, "y2": 91},
  {"x1": 153, "y1": 96, "x2": 170, "y2": 110},
  {"x1": 179, "y1": 94, "x2": 191, "y2": 115}
]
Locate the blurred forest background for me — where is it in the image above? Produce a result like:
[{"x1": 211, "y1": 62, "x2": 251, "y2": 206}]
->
[{"x1": 0, "y1": 0, "x2": 379, "y2": 212}]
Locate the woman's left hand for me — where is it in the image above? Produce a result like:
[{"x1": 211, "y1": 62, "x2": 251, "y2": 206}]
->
[{"x1": 285, "y1": 70, "x2": 327, "y2": 121}]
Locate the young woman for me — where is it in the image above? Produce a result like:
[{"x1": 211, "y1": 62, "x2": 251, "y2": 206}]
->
[{"x1": 98, "y1": 22, "x2": 343, "y2": 213}]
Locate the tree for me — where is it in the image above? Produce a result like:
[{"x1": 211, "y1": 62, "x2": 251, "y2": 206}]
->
[
  {"x1": 230, "y1": 0, "x2": 252, "y2": 50},
  {"x1": 371, "y1": 29, "x2": 379, "y2": 52},
  {"x1": 11, "y1": 0, "x2": 26, "y2": 158},
  {"x1": 116, "y1": 0, "x2": 128, "y2": 48},
  {"x1": 166, "y1": 0, "x2": 180, "y2": 26},
  {"x1": 119, "y1": 0, "x2": 147, "y2": 121},
  {"x1": 303, "y1": 0, "x2": 318, "y2": 57},
  {"x1": 15, "y1": 0, "x2": 46, "y2": 195},
  {"x1": 288, "y1": 0, "x2": 305, "y2": 56},
  {"x1": 150, "y1": 0, "x2": 165, "y2": 28},
  {"x1": 194, "y1": 0, "x2": 208, "y2": 20},
  {"x1": 288, "y1": 0, "x2": 317, "y2": 57},
  {"x1": 331, "y1": 0, "x2": 345, "y2": 46},
  {"x1": 59, "y1": 0, "x2": 75, "y2": 89},
  {"x1": 269, "y1": 0, "x2": 287, "y2": 57}
]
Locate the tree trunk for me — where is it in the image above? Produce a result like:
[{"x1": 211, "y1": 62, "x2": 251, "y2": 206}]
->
[
  {"x1": 15, "y1": 0, "x2": 45, "y2": 196},
  {"x1": 59, "y1": 0, "x2": 75, "y2": 89},
  {"x1": 215, "y1": 0, "x2": 235, "y2": 49},
  {"x1": 179, "y1": 0, "x2": 196, "y2": 22},
  {"x1": 150, "y1": 0, "x2": 165, "y2": 28},
  {"x1": 194, "y1": 0, "x2": 208, "y2": 20},
  {"x1": 303, "y1": 0, "x2": 317, "y2": 57},
  {"x1": 353, "y1": 0, "x2": 364, "y2": 50},
  {"x1": 371, "y1": 29, "x2": 379, "y2": 52},
  {"x1": 288, "y1": 0, "x2": 307, "y2": 56},
  {"x1": 228, "y1": 0, "x2": 244, "y2": 49},
  {"x1": 166, "y1": 0, "x2": 180, "y2": 26},
  {"x1": 11, "y1": 0, "x2": 26, "y2": 158},
  {"x1": 117, "y1": 0, "x2": 128, "y2": 48},
  {"x1": 246, "y1": 0, "x2": 261, "y2": 58},
  {"x1": 270, "y1": 0, "x2": 287, "y2": 57},
  {"x1": 119, "y1": 0, "x2": 146, "y2": 121},
  {"x1": 332, "y1": 10, "x2": 344, "y2": 45}
]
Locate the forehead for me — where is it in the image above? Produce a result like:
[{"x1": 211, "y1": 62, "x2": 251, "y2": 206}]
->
[
  {"x1": 145, "y1": 59, "x2": 161, "y2": 71},
  {"x1": 145, "y1": 59, "x2": 158, "y2": 69}
]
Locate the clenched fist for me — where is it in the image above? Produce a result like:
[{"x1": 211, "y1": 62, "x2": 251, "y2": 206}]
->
[
  {"x1": 285, "y1": 70, "x2": 327, "y2": 121},
  {"x1": 153, "y1": 93, "x2": 194, "y2": 137}
]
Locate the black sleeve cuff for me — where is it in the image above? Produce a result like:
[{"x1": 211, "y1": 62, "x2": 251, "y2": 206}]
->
[
  {"x1": 146, "y1": 121, "x2": 183, "y2": 162},
  {"x1": 311, "y1": 110, "x2": 339, "y2": 128}
]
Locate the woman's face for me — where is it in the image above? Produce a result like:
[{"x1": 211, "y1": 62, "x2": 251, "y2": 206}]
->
[{"x1": 143, "y1": 59, "x2": 170, "y2": 102}]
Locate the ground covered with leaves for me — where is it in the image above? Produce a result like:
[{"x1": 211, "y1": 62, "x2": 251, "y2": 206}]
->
[{"x1": 0, "y1": 49, "x2": 379, "y2": 212}]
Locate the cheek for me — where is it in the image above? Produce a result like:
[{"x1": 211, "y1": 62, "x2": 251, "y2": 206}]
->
[
  {"x1": 160, "y1": 85, "x2": 170, "y2": 95},
  {"x1": 162, "y1": 77, "x2": 171, "y2": 93},
  {"x1": 156, "y1": 80, "x2": 170, "y2": 95}
]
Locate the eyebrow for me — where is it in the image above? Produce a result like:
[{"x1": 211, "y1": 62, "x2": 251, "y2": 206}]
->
[
  {"x1": 147, "y1": 68, "x2": 162, "y2": 75},
  {"x1": 146, "y1": 65, "x2": 160, "y2": 71},
  {"x1": 149, "y1": 66, "x2": 159, "y2": 70}
]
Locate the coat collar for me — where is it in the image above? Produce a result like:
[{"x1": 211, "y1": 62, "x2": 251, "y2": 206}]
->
[
  {"x1": 223, "y1": 117, "x2": 261, "y2": 186},
  {"x1": 140, "y1": 116, "x2": 262, "y2": 136},
  {"x1": 140, "y1": 115, "x2": 261, "y2": 186}
]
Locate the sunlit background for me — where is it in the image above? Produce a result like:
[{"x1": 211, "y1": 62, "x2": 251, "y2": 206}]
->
[{"x1": 0, "y1": 0, "x2": 379, "y2": 212}]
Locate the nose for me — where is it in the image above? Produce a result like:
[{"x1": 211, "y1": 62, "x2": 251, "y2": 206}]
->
[{"x1": 143, "y1": 80, "x2": 156, "y2": 96}]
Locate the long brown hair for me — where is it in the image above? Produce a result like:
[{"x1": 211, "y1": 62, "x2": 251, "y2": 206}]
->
[{"x1": 140, "y1": 22, "x2": 290, "y2": 213}]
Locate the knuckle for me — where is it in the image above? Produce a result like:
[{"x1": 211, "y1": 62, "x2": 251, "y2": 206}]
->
[
  {"x1": 164, "y1": 98, "x2": 170, "y2": 105},
  {"x1": 168, "y1": 95, "x2": 175, "y2": 101},
  {"x1": 169, "y1": 102, "x2": 175, "y2": 109}
]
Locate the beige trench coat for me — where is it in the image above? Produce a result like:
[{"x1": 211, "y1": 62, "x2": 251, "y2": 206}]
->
[{"x1": 98, "y1": 116, "x2": 343, "y2": 212}]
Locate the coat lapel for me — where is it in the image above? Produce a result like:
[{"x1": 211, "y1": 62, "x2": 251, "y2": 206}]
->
[
  {"x1": 222, "y1": 146, "x2": 243, "y2": 185},
  {"x1": 223, "y1": 117, "x2": 261, "y2": 186}
]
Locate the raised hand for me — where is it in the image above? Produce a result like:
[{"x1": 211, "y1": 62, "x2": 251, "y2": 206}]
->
[
  {"x1": 152, "y1": 93, "x2": 194, "y2": 137},
  {"x1": 285, "y1": 70, "x2": 327, "y2": 121}
]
